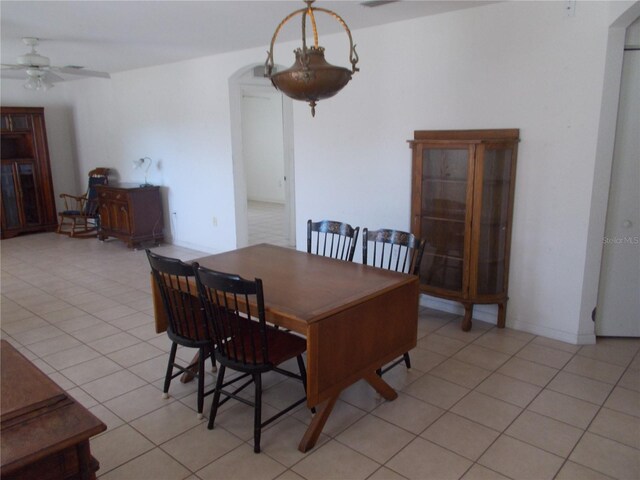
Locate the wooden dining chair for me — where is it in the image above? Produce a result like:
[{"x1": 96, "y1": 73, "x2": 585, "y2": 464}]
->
[
  {"x1": 362, "y1": 228, "x2": 426, "y2": 375},
  {"x1": 307, "y1": 219, "x2": 360, "y2": 262},
  {"x1": 193, "y1": 264, "x2": 309, "y2": 453},
  {"x1": 146, "y1": 250, "x2": 215, "y2": 419}
]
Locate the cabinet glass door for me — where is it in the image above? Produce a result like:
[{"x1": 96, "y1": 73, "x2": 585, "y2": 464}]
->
[
  {"x1": 476, "y1": 146, "x2": 512, "y2": 295},
  {"x1": 17, "y1": 162, "x2": 41, "y2": 225},
  {"x1": 11, "y1": 115, "x2": 31, "y2": 131},
  {"x1": 419, "y1": 146, "x2": 470, "y2": 292},
  {"x1": 1, "y1": 115, "x2": 11, "y2": 132},
  {"x1": 1, "y1": 164, "x2": 20, "y2": 228}
]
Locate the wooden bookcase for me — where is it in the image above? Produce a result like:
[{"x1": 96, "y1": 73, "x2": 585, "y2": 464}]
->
[
  {"x1": 409, "y1": 129, "x2": 519, "y2": 331},
  {"x1": 1, "y1": 107, "x2": 57, "y2": 239}
]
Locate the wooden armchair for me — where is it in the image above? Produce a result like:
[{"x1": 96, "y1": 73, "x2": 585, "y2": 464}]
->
[{"x1": 57, "y1": 168, "x2": 109, "y2": 237}]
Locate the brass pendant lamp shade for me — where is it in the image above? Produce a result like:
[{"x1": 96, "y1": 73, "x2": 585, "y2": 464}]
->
[{"x1": 265, "y1": 0, "x2": 359, "y2": 116}]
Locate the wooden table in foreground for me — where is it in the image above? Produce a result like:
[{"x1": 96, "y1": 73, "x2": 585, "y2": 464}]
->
[
  {"x1": 0, "y1": 340, "x2": 106, "y2": 480},
  {"x1": 152, "y1": 243, "x2": 419, "y2": 452}
]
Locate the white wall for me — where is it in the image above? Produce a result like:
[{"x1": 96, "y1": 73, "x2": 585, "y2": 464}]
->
[
  {"x1": 59, "y1": 49, "x2": 266, "y2": 252},
  {"x1": 1, "y1": 1, "x2": 634, "y2": 344},
  {"x1": 294, "y1": 1, "x2": 614, "y2": 343}
]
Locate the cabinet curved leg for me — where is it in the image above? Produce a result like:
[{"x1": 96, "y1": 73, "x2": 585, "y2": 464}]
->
[
  {"x1": 461, "y1": 304, "x2": 473, "y2": 331},
  {"x1": 497, "y1": 302, "x2": 507, "y2": 328}
]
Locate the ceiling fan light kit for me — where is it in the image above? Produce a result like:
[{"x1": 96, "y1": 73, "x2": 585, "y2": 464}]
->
[
  {"x1": 24, "y1": 68, "x2": 53, "y2": 91},
  {"x1": 2, "y1": 37, "x2": 110, "y2": 92},
  {"x1": 265, "y1": 0, "x2": 359, "y2": 116}
]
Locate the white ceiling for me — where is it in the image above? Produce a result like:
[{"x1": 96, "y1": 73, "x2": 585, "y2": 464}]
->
[{"x1": 1, "y1": 1, "x2": 494, "y2": 81}]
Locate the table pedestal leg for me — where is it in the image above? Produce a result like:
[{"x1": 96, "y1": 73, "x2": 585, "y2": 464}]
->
[
  {"x1": 298, "y1": 395, "x2": 338, "y2": 453},
  {"x1": 180, "y1": 353, "x2": 198, "y2": 383},
  {"x1": 298, "y1": 371, "x2": 399, "y2": 453},
  {"x1": 364, "y1": 372, "x2": 398, "y2": 401}
]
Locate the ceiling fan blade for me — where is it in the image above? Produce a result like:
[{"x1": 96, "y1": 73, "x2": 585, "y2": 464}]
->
[
  {"x1": 1, "y1": 64, "x2": 27, "y2": 70},
  {"x1": 52, "y1": 66, "x2": 110, "y2": 79},
  {"x1": 44, "y1": 71, "x2": 65, "y2": 83}
]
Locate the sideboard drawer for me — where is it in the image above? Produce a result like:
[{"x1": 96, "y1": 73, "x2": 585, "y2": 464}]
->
[{"x1": 99, "y1": 190, "x2": 126, "y2": 202}]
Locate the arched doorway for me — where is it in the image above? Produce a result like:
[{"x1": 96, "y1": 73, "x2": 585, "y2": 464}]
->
[{"x1": 229, "y1": 65, "x2": 295, "y2": 248}]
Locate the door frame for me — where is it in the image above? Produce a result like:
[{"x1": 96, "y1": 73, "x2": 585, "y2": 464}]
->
[
  {"x1": 229, "y1": 64, "x2": 295, "y2": 248},
  {"x1": 595, "y1": 30, "x2": 640, "y2": 336},
  {"x1": 579, "y1": 4, "x2": 640, "y2": 343}
]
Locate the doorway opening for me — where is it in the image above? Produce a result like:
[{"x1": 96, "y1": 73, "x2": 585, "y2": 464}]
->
[{"x1": 229, "y1": 65, "x2": 295, "y2": 249}]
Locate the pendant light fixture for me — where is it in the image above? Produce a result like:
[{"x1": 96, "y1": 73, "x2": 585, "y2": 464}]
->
[{"x1": 265, "y1": 0, "x2": 359, "y2": 117}]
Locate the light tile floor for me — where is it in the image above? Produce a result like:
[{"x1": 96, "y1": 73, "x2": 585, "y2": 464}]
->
[
  {"x1": 1, "y1": 233, "x2": 639, "y2": 480},
  {"x1": 248, "y1": 200, "x2": 290, "y2": 247}
]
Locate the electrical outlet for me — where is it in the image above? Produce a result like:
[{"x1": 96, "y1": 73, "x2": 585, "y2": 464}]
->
[{"x1": 212, "y1": 216, "x2": 218, "y2": 227}]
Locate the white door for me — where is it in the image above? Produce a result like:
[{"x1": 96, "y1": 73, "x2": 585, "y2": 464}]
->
[{"x1": 596, "y1": 48, "x2": 640, "y2": 336}]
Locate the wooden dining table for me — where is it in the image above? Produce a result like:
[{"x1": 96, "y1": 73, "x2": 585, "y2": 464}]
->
[
  {"x1": 152, "y1": 243, "x2": 419, "y2": 452},
  {"x1": 1, "y1": 340, "x2": 107, "y2": 479}
]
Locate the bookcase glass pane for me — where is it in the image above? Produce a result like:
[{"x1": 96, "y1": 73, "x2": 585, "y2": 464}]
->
[
  {"x1": 421, "y1": 148, "x2": 468, "y2": 222},
  {"x1": 17, "y1": 163, "x2": 40, "y2": 225},
  {"x1": 422, "y1": 148, "x2": 468, "y2": 180},
  {"x1": 420, "y1": 254, "x2": 463, "y2": 292},
  {"x1": 11, "y1": 115, "x2": 30, "y2": 130},
  {"x1": 477, "y1": 147, "x2": 512, "y2": 294},
  {"x1": 420, "y1": 217, "x2": 465, "y2": 292},
  {"x1": 1, "y1": 164, "x2": 20, "y2": 228}
]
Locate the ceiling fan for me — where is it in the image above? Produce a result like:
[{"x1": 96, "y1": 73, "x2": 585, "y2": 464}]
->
[{"x1": 1, "y1": 37, "x2": 110, "y2": 91}]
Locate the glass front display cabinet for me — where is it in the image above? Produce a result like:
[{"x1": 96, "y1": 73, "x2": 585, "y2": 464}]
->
[
  {"x1": 409, "y1": 129, "x2": 519, "y2": 331},
  {"x1": 1, "y1": 107, "x2": 57, "y2": 239}
]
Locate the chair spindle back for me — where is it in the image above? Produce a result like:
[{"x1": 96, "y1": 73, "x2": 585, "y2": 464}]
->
[
  {"x1": 146, "y1": 250, "x2": 210, "y2": 345},
  {"x1": 85, "y1": 170, "x2": 109, "y2": 215},
  {"x1": 194, "y1": 265, "x2": 270, "y2": 368},
  {"x1": 307, "y1": 219, "x2": 360, "y2": 262},
  {"x1": 362, "y1": 228, "x2": 426, "y2": 275}
]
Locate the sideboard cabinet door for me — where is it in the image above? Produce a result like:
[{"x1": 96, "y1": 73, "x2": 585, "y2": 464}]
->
[{"x1": 96, "y1": 184, "x2": 164, "y2": 248}]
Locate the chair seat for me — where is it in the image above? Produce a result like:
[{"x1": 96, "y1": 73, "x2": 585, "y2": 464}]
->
[
  {"x1": 60, "y1": 210, "x2": 84, "y2": 216},
  {"x1": 223, "y1": 321, "x2": 306, "y2": 366}
]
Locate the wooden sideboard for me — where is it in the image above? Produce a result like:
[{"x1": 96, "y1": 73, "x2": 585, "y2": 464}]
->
[
  {"x1": 96, "y1": 184, "x2": 164, "y2": 248},
  {"x1": 0, "y1": 340, "x2": 106, "y2": 480}
]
